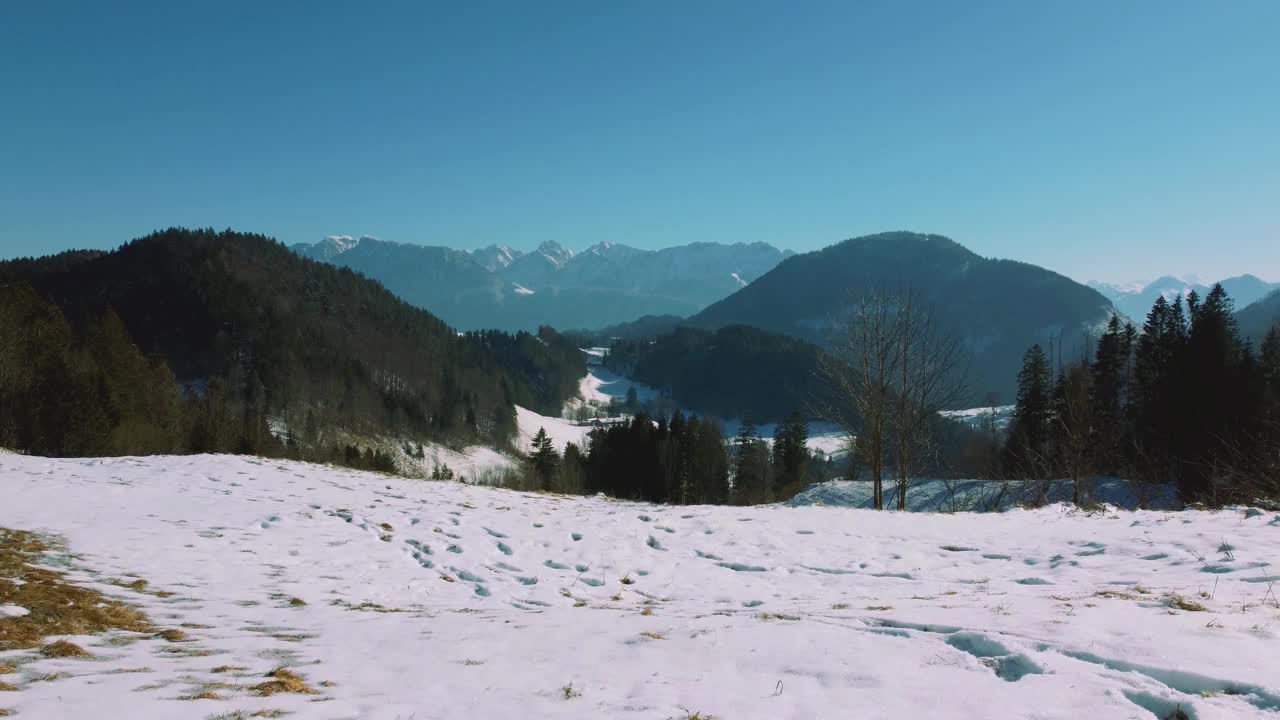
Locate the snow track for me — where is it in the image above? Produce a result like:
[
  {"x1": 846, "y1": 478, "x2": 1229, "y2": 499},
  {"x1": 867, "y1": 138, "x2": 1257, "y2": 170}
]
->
[{"x1": 2, "y1": 454, "x2": 1279, "y2": 719}]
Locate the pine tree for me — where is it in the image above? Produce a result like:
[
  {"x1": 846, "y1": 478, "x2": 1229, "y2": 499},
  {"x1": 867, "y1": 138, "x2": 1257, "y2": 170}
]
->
[
  {"x1": 1003, "y1": 344, "x2": 1053, "y2": 478},
  {"x1": 732, "y1": 421, "x2": 770, "y2": 504},
  {"x1": 1132, "y1": 294, "x2": 1188, "y2": 488},
  {"x1": 771, "y1": 412, "x2": 810, "y2": 499},
  {"x1": 529, "y1": 427, "x2": 560, "y2": 490},
  {"x1": 1180, "y1": 284, "x2": 1245, "y2": 502},
  {"x1": 1262, "y1": 326, "x2": 1280, "y2": 422},
  {"x1": 1090, "y1": 315, "x2": 1135, "y2": 474}
]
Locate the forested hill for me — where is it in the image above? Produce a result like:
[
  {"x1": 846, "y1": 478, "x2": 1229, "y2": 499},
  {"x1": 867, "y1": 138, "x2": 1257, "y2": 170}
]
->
[
  {"x1": 689, "y1": 232, "x2": 1116, "y2": 401},
  {"x1": 0, "y1": 228, "x2": 584, "y2": 460},
  {"x1": 604, "y1": 325, "x2": 829, "y2": 423}
]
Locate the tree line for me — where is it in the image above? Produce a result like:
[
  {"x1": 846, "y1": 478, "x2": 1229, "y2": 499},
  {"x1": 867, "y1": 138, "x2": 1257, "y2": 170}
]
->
[
  {"x1": 1003, "y1": 284, "x2": 1280, "y2": 506},
  {"x1": 515, "y1": 411, "x2": 832, "y2": 505}
]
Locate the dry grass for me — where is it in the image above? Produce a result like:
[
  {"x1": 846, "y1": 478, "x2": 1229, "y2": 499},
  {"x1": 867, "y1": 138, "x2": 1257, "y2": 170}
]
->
[
  {"x1": 251, "y1": 667, "x2": 319, "y2": 697},
  {"x1": 639, "y1": 631, "x2": 665, "y2": 640},
  {"x1": 40, "y1": 640, "x2": 92, "y2": 658},
  {"x1": 156, "y1": 629, "x2": 189, "y2": 642},
  {"x1": 1168, "y1": 594, "x2": 1209, "y2": 612},
  {"x1": 287, "y1": 597, "x2": 306, "y2": 607},
  {"x1": 0, "y1": 528, "x2": 153, "y2": 651},
  {"x1": 211, "y1": 665, "x2": 248, "y2": 674},
  {"x1": 0, "y1": 665, "x2": 14, "y2": 675},
  {"x1": 0, "y1": 681, "x2": 17, "y2": 692},
  {"x1": 0, "y1": 709, "x2": 12, "y2": 716}
]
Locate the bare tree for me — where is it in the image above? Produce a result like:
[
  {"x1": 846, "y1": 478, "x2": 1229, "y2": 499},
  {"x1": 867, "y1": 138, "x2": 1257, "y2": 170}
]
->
[
  {"x1": 818, "y1": 286, "x2": 968, "y2": 510},
  {"x1": 887, "y1": 291, "x2": 969, "y2": 510},
  {"x1": 817, "y1": 287, "x2": 899, "y2": 509}
]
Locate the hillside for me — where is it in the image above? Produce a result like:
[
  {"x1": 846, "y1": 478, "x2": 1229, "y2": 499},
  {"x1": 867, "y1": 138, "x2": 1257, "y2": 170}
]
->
[
  {"x1": 691, "y1": 232, "x2": 1116, "y2": 400},
  {"x1": 3, "y1": 453, "x2": 1278, "y2": 719},
  {"x1": 604, "y1": 325, "x2": 829, "y2": 423},
  {"x1": 1237, "y1": 288, "x2": 1280, "y2": 342},
  {"x1": 0, "y1": 228, "x2": 585, "y2": 459},
  {"x1": 292, "y1": 236, "x2": 790, "y2": 332}
]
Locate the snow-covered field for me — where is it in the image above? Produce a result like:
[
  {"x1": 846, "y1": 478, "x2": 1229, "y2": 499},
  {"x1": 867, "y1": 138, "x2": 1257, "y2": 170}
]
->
[{"x1": 3, "y1": 453, "x2": 1279, "y2": 719}]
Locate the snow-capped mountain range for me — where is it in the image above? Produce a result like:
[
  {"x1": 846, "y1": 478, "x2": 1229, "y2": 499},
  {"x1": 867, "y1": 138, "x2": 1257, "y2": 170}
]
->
[
  {"x1": 292, "y1": 236, "x2": 792, "y2": 332},
  {"x1": 1088, "y1": 274, "x2": 1279, "y2": 320}
]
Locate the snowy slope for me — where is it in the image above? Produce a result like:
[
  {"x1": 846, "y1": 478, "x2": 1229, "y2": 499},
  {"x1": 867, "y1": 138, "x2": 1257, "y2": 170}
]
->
[
  {"x1": 515, "y1": 405, "x2": 595, "y2": 454},
  {"x1": 2, "y1": 454, "x2": 1279, "y2": 719}
]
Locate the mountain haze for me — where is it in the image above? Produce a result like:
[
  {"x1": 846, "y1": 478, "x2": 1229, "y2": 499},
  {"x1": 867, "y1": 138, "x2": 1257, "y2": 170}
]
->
[
  {"x1": 1091, "y1": 274, "x2": 1278, "y2": 320},
  {"x1": 292, "y1": 236, "x2": 791, "y2": 332}
]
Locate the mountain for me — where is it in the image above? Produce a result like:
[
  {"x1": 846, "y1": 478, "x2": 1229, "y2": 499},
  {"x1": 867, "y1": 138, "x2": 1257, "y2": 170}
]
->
[
  {"x1": 1237, "y1": 288, "x2": 1280, "y2": 342},
  {"x1": 469, "y1": 244, "x2": 521, "y2": 272},
  {"x1": 290, "y1": 236, "x2": 791, "y2": 331},
  {"x1": 1091, "y1": 274, "x2": 1278, "y2": 321},
  {"x1": 690, "y1": 231, "x2": 1116, "y2": 401},
  {"x1": 1221, "y1": 274, "x2": 1280, "y2": 310},
  {"x1": 1086, "y1": 280, "x2": 1145, "y2": 301},
  {"x1": 0, "y1": 228, "x2": 585, "y2": 459}
]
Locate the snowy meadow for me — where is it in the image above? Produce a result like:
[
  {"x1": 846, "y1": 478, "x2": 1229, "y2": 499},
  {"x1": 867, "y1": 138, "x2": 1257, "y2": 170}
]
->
[{"x1": 1, "y1": 453, "x2": 1278, "y2": 719}]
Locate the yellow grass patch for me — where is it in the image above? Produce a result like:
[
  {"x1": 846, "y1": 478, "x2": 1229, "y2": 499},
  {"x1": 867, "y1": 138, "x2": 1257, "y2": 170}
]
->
[
  {"x1": 252, "y1": 667, "x2": 319, "y2": 697},
  {"x1": 40, "y1": 640, "x2": 92, "y2": 658},
  {"x1": 1, "y1": 528, "x2": 152, "y2": 651}
]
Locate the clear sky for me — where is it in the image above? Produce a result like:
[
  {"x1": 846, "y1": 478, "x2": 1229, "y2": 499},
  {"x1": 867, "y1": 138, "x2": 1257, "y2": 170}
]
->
[{"x1": 2, "y1": 1, "x2": 1276, "y2": 284}]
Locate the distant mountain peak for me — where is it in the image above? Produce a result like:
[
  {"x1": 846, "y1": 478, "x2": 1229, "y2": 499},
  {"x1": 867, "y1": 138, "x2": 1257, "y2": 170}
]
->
[
  {"x1": 470, "y1": 244, "x2": 523, "y2": 271},
  {"x1": 535, "y1": 240, "x2": 574, "y2": 267}
]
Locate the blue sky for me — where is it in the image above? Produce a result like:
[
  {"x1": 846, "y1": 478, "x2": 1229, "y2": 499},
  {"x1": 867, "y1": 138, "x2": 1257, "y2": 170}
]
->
[{"x1": 2, "y1": 1, "x2": 1276, "y2": 284}]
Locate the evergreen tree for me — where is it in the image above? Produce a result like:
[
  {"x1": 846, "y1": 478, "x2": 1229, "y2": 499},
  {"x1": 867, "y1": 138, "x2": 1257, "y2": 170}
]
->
[
  {"x1": 770, "y1": 412, "x2": 810, "y2": 498},
  {"x1": 1090, "y1": 315, "x2": 1135, "y2": 474},
  {"x1": 1180, "y1": 284, "x2": 1246, "y2": 502},
  {"x1": 1003, "y1": 344, "x2": 1053, "y2": 478},
  {"x1": 1131, "y1": 294, "x2": 1188, "y2": 488},
  {"x1": 732, "y1": 422, "x2": 771, "y2": 504},
  {"x1": 528, "y1": 427, "x2": 559, "y2": 490}
]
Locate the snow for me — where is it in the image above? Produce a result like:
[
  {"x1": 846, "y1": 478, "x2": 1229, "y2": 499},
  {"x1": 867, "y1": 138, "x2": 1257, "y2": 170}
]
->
[
  {"x1": 516, "y1": 405, "x2": 595, "y2": 454},
  {"x1": 0, "y1": 604, "x2": 31, "y2": 618},
  {"x1": 2, "y1": 453, "x2": 1279, "y2": 719},
  {"x1": 730, "y1": 271, "x2": 748, "y2": 287},
  {"x1": 416, "y1": 443, "x2": 518, "y2": 483},
  {"x1": 511, "y1": 282, "x2": 536, "y2": 295},
  {"x1": 940, "y1": 404, "x2": 1015, "y2": 431}
]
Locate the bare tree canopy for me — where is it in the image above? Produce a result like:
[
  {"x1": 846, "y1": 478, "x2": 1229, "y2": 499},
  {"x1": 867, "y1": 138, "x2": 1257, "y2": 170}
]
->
[{"x1": 817, "y1": 286, "x2": 969, "y2": 509}]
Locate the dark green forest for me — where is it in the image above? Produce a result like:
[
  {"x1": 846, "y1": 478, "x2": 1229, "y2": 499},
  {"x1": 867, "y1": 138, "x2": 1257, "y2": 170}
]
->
[
  {"x1": 514, "y1": 411, "x2": 836, "y2": 505},
  {"x1": 1003, "y1": 284, "x2": 1280, "y2": 506},
  {"x1": 603, "y1": 325, "x2": 829, "y2": 423},
  {"x1": 0, "y1": 228, "x2": 584, "y2": 465}
]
